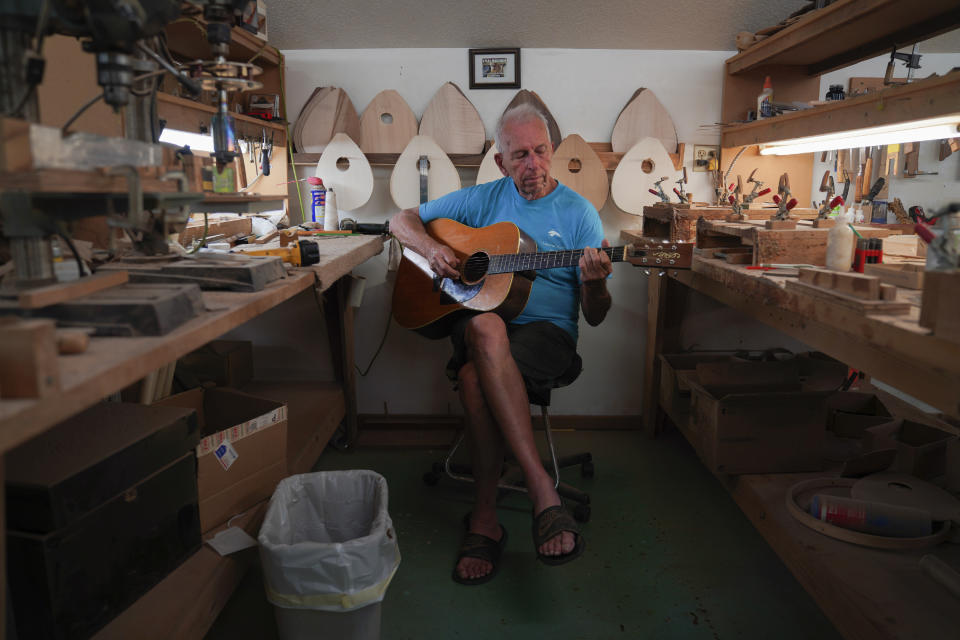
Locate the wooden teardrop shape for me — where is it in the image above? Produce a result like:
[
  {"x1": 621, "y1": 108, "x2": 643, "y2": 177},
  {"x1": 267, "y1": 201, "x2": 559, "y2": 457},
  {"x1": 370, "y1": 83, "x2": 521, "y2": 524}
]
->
[
  {"x1": 418, "y1": 82, "x2": 486, "y2": 155},
  {"x1": 314, "y1": 133, "x2": 374, "y2": 212},
  {"x1": 295, "y1": 87, "x2": 361, "y2": 153},
  {"x1": 611, "y1": 137, "x2": 679, "y2": 215},
  {"x1": 390, "y1": 135, "x2": 461, "y2": 210},
  {"x1": 503, "y1": 89, "x2": 562, "y2": 150},
  {"x1": 475, "y1": 144, "x2": 504, "y2": 185},
  {"x1": 359, "y1": 89, "x2": 418, "y2": 154},
  {"x1": 550, "y1": 134, "x2": 608, "y2": 211},
  {"x1": 611, "y1": 88, "x2": 678, "y2": 155}
]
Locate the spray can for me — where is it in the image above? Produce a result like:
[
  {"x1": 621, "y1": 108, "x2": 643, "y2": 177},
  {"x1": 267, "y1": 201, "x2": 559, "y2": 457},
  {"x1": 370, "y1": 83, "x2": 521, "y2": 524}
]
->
[
  {"x1": 307, "y1": 176, "x2": 326, "y2": 225},
  {"x1": 810, "y1": 494, "x2": 932, "y2": 538}
]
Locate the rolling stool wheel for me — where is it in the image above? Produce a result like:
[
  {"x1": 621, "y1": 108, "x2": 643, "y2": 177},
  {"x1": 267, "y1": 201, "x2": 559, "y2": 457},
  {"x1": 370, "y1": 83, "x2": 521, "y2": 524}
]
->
[{"x1": 573, "y1": 503, "x2": 591, "y2": 523}]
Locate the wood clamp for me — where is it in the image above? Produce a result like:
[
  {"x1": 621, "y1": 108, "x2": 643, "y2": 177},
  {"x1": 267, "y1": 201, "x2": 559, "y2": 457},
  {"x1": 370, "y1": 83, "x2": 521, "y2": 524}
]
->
[
  {"x1": 648, "y1": 176, "x2": 671, "y2": 203},
  {"x1": 772, "y1": 172, "x2": 797, "y2": 221},
  {"x1": 741, "y1": 168, "x2": 771, "y2": 205},
  {"x1": 673, "y1": 168, "x2": 689, "y2": 204},
  {"x1": 817, "y1": 170, "x2": 836, "y2": 219}
]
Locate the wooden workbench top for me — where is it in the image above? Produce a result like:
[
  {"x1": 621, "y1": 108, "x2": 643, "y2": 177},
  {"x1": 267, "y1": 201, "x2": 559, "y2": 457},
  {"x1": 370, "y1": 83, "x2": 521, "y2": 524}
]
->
[
  {"x1": 0, "y1": 235, "x2": 384, "y2": 454},
  {"x1": 672, "y1": 256, "x2": 960, "y2": 419}
]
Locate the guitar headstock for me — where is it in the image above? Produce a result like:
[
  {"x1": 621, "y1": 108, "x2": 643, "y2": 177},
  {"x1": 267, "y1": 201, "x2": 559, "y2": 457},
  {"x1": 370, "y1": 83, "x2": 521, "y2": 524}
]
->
[{"x1": 624, "y1": 239, "x2": 693, "y2": 270}]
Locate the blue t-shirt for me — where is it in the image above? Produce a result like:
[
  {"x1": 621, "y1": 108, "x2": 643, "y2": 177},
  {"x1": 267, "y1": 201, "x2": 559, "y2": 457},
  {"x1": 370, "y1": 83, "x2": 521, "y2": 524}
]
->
[{"x1": 419, "y1": 177, "x2": 604, "y2": 340}]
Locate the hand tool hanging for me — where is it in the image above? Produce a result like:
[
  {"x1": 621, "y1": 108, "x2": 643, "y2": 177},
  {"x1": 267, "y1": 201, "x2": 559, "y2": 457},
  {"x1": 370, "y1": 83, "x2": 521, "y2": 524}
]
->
[
  {"x1": 418, "y1": 155, "x2": 429, "y2": 205},
  {"x1": 260, "y1": 128, "x2": 274, "y2": 177}
]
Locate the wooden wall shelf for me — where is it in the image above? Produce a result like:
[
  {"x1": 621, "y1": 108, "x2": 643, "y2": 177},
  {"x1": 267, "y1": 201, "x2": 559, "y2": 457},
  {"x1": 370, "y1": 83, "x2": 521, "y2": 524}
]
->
[
  {"x1": 292, "y1": 142, "x2": 681, "y2": 173},
  {"x1": 727, "y1": 0, "x2": 960, "y2": 76},
  {"x1": 157, "y1": 93, "x2": 286, "y2": 136},
  {"x1": 164, "y1": 16, "x2": 281, "y2": 68},
  {"x1": 722, "y1": 71, "x2": 960, "y2": 148}
]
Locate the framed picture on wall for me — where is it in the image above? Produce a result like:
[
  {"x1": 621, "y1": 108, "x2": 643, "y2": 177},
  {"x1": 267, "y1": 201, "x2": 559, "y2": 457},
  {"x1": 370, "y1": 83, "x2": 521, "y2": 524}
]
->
[{"x1": 468, "y1": 48, "x2": 521, "y2": 89}]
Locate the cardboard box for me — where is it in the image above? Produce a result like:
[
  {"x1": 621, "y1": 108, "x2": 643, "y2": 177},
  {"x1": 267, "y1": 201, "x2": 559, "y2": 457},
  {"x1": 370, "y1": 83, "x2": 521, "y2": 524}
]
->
[
  {"x1": 825, "y1": 392, "x2": 893, "y2": 438},
  {"x1": 157, "y1": 387, "x2": 287, "y2": 532},
  {"x1": 864, "y1": 418, "x2": 955, "y2": 479},
  {"x1": 240, "y1": 380, "x2": 345, "y2": 476},
  {"x1": 689, "y1": 380, "x2": 829, "y2": 474}
]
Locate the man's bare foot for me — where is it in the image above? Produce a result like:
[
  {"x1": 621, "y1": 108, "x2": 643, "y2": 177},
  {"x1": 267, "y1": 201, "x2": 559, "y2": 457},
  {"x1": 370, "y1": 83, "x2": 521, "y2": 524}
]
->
[
  {"x1": 530, "y1": 485, "x2": 576, "y2": 559},
  {"x1": 455, "y1": 514, "x2": 503, "y2": 582}
]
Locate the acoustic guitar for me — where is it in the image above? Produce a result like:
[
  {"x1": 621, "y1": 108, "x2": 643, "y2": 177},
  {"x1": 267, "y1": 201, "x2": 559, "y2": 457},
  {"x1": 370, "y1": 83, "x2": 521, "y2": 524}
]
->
[{"x1": 392, "y1": 218, "x2": 692, "y2": 337}]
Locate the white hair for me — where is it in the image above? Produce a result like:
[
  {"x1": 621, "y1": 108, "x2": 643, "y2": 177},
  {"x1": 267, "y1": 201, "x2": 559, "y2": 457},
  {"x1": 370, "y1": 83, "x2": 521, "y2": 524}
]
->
[{"x1": 494, "y1": 104, "x2": 551, "y2": 153}]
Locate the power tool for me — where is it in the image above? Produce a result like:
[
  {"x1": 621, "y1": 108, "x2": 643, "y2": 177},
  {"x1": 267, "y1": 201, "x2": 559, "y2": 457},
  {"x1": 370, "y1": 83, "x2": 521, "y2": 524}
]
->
[{"x1": 242, "y1": 241, "x2": 320, "y2": 266}]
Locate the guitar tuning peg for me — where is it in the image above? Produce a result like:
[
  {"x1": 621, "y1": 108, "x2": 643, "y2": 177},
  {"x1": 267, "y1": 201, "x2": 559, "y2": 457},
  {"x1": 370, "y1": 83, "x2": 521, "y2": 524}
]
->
[
  {"x1": 643, "y1": 269, "x2": 651, "y2": 276},
  {"x1": 658, "y1": 271, "x2": 666, "y2": 277}
]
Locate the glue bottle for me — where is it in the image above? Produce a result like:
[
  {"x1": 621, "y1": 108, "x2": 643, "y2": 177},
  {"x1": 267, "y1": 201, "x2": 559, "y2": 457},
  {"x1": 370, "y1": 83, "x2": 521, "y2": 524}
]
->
[
  {"x1": 810, "y1": 494, "x2": 932, "y2": 538},
  {"x1": 323, "y1": 187, "x2": 339, "y2": 231},
  {"x1": 757, "y1": 76, "x2": 774, "y2": 119},
  {"x1": 307, "y1": 176, "x2": 326, "y2": 225},
  {"x1": 825, "y1": 208, "x2": 854, "y2": 271}
]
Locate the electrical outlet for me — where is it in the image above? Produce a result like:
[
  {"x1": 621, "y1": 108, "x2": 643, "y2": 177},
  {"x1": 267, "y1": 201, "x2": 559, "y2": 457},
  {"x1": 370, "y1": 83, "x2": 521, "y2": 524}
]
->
[{"x1": 693, "y1": 145, "x2": 719, "y2": 172}]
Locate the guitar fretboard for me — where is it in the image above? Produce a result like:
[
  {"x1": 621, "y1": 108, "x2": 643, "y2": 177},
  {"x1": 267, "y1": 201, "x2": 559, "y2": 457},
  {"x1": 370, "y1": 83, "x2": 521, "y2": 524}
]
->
[{"x1": 486, "y1": 246, "x2": 627, "y2": 275}]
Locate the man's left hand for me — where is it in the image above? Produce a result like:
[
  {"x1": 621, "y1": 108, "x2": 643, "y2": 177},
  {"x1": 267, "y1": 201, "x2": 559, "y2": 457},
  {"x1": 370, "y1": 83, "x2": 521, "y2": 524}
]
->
[{"x1": 580, "y1": 239, "x2": 613, "y2": 283}]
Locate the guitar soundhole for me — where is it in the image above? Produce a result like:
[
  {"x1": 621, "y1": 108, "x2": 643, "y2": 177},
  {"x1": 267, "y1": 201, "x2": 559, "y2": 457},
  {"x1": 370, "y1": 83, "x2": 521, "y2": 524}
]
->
[{"x1": 461, "y1": 251, "x2": 490, "y2": 284}]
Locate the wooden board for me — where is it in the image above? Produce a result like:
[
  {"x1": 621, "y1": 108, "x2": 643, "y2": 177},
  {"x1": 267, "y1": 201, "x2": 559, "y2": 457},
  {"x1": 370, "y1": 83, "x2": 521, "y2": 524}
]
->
[
  {"x1": 798, "y1": 267, "x2": 881, "y2": 300},
  {"x1": 785, "y1": 279, "x2": 910, "y2": 315},
  {"x1": 0, "y1": 319, "x2": 60, "y2": 398},
  {"x1": 611, "y1": 137, "x2": 679, "y2": 215},
  {"x1": 475, "y1": 143, "x2": 504, "y2": 185},
  {"x1": 389, "y1": 135, "x2": 461, "y2": 210},
  {"x1": 14, "y1": 271, "x2": 129, "y2": 309},
  {"x1": 418, "y1": 82, "x2": 486, "y2": 155},
  {"x1": 864, "y1": 263, "x2": 925, "y2": 290},
  {"x1": 611, "y1": 89, "x2": 678, "y2": 155},
  {"x1": 93, "y1": 502, "x2": 266, "y2": 640},
  {"x1": 503, "y1": 89, "x2": 562, "y2": 150},
  {"x1": 314, "y1": 133, "x2": 374, "y2": 212},
  {"x1": 358, "y1": 89, "x2": 418, "y2": 154},
  {"x1": 294, "y1": 87, "x2": 361, "y2": 154},
  {"x1": 550, "y1": 134, "x2": 608, "y2": 211}
]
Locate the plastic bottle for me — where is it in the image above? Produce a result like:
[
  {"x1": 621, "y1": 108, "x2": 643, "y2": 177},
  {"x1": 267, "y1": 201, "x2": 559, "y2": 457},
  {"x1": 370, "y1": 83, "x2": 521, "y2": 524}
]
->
[
  {"x1": 757, "y1": 76, "x2": 774, "y2": 119},
  {"x1": 323, "y1": 187, "x2": 339, "y2": 231},
  {"x1": 307, "y1": 176, "x2": 326, "y2": 225},
  {"x1": 825, "y1": 208, "x2": 854, "y2": 271},
  {"x1": 810, "y1": 494, "x2": 932, "y2": 538}
]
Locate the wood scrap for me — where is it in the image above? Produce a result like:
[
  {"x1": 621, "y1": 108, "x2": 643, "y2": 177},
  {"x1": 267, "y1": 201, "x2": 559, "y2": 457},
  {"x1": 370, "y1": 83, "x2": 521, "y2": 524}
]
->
[
  {"x1": 864, "y1": 263, "x2": 924, "y2": 290},
  {"x1": 786, "y1": 279, "x2": 911, "y2": 315},
  {"x1": 0, "y1": 318, "x2": 60, "y2": 398},
  {"x1": 798, "y1": 267, "x2": 881, "y2": 300},
  {"x1": 15, "y1": 270, "x2": 128, "y2": 309},
  {"x1": 56, "y1": 328, "x2": 91, "y2": 354}
]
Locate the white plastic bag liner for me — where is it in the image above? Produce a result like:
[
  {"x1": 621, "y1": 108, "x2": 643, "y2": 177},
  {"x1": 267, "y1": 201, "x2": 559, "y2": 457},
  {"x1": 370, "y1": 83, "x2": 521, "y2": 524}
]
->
[{"x1": 259, "y1": 471, "x2": 400, "y2": 612}]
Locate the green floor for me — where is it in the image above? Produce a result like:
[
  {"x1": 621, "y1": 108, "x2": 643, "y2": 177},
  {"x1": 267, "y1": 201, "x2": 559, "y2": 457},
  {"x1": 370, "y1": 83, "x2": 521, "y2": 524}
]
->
[{"x1": 207, "y1": 428, "x2": 842, "y2": 640}]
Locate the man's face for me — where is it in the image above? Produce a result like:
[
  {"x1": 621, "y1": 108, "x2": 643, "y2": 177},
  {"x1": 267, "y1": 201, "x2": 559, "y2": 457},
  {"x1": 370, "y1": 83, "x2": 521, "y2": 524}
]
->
[{"x1": 495, "y1": 118, "x2": 554, "y2": 200}]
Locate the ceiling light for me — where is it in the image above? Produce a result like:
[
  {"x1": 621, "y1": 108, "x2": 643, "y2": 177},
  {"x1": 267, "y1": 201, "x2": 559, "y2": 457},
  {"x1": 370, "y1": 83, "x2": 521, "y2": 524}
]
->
[{"x1": 758, "y1": 116, "x2": 960, "y2": 156}]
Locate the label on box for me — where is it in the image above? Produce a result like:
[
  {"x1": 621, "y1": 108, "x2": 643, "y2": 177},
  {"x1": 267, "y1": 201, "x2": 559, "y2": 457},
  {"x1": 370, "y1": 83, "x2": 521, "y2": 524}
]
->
[
  {"x1": 214, "y1": 441, "x2": 239, "y2": 470},
  {"x1": 197, "y1": 405, "x2": 287, "y2": 457}
]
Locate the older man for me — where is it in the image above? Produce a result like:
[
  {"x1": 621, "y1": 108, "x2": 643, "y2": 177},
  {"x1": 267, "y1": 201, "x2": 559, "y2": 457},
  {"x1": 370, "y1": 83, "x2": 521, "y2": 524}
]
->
[{"x1": 390, "y1": 104, "x2": 613, "y2": 584}]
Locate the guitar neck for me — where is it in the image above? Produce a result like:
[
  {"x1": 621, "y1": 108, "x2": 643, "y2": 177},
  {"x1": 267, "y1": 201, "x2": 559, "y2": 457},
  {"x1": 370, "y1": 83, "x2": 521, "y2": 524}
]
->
[{"x1": 488, "y1": 246, "x2": 627, "y2": 275}]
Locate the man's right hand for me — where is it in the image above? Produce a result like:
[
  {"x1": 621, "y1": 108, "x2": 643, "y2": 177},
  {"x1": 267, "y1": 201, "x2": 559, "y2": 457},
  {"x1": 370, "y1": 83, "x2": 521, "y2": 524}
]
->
[{"x1": 427, "y1": 242, "x2": 460, "y2": 279}]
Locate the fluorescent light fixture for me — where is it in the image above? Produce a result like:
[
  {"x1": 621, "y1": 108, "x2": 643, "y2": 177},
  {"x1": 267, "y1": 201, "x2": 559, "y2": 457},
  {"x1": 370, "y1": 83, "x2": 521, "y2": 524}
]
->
[
  {"x1": 758, "y1": 115, "x2": 960, "y2": 156},
  {"x1": 158, "y1": 128, "x2": 215, "y2": 153}
]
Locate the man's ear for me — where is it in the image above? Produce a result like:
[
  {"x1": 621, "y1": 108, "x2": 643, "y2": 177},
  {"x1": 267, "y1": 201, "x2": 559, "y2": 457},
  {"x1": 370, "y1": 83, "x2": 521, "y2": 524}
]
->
[{"x1": 494, "y1": 153, "x2": 508, "y2": 177}]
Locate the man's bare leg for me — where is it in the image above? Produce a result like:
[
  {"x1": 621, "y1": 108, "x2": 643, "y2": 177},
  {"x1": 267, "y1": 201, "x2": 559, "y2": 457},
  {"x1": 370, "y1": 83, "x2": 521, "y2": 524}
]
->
[
  {"x1": 464, "y1": 314, "x2": 574, "y2": 558},
  {"x1": 455, "y1": 361, "x2": 504, "y2": 581}
]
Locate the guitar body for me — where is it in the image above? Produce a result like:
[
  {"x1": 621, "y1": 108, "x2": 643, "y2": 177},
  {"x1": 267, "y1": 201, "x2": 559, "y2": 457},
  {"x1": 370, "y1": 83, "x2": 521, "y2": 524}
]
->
[{"x1": 392, "y1": 219, "x2": 537, "y2": 337}]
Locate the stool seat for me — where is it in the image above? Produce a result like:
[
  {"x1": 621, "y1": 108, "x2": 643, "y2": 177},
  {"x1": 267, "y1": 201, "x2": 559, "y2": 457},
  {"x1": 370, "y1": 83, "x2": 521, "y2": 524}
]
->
[{"x1": 525, "y1": 353, "x2": 582, "y2": 407}]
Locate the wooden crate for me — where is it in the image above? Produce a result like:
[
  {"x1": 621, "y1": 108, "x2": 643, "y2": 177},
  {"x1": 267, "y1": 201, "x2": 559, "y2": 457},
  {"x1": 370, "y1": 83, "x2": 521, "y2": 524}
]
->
[
  {"x1": 658, "y1": 353, "x2": 736, "y2": 429},
  {"x1": 825, "y1": 392, "x2": 893, "y2": 438},
  {"x1": 689, "y1": 381, "x2": 829, "y2": 474},
  {"x1": 864, "y1": 419, "x2": 956, "y2": 479}
]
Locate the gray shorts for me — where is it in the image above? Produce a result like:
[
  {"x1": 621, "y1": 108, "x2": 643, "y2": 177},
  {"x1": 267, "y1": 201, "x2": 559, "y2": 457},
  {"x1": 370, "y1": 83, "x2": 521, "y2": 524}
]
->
[{"x1": 446, "y1": 315, "x2": 578, "y2": 392}]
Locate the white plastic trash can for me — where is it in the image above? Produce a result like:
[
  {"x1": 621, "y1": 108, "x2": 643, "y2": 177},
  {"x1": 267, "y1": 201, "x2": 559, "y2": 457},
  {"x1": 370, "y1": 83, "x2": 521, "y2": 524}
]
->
[{"x1": 258, "y1": 471, "x2": 400, "y2": 640}]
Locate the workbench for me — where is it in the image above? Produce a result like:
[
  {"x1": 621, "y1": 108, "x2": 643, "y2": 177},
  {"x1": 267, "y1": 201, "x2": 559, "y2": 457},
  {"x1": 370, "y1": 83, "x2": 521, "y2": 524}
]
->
[
  {"x1": 637, "y1": 232, "x2": 960, "y2": 640},
  {"x1": 0, "y1": 233, "x2": 384, "y2": 637}
]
